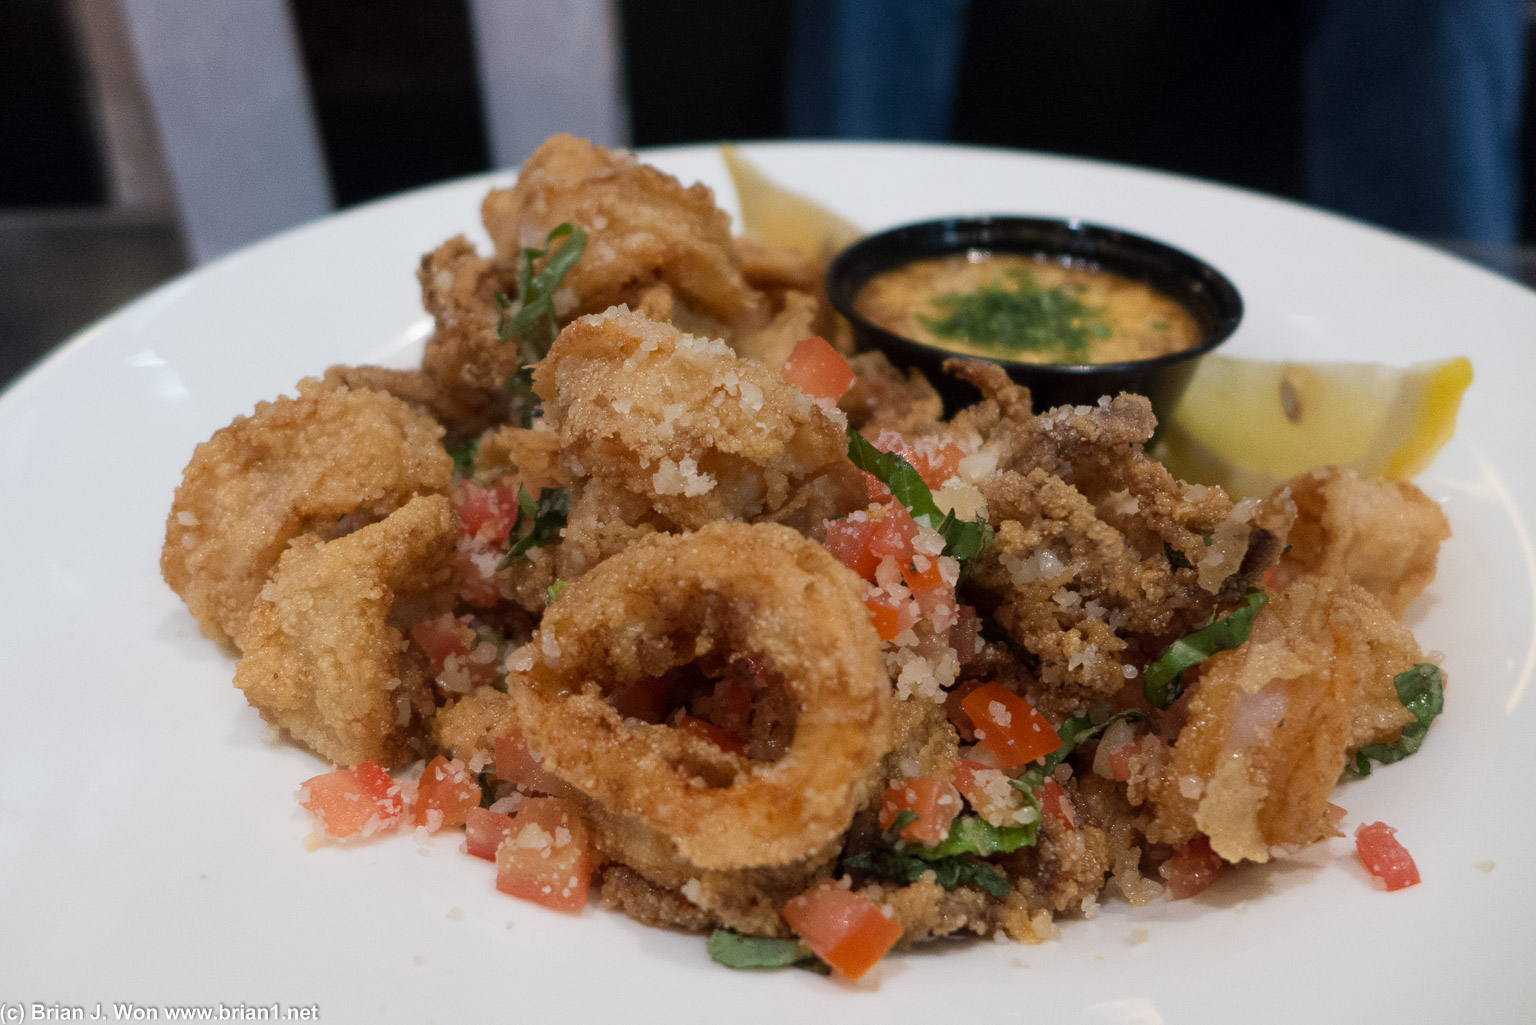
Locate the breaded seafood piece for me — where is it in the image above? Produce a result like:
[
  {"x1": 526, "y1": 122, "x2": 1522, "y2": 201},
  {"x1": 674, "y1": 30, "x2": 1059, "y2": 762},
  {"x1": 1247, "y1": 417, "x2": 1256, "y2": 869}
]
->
[
  {"x1": 731, "y1": 289, "x2": 820, "y2": 370},
  {"x1": 234, "y1": 495, "x2": 457, "y2": 769},
  {"x1": 162, "y1": 380, "x2": 453, "y2": 646},
  {"x1": 319, "y1": 364, "x2": 496, "y2": 444},
  {"x1": 416, "y1": 235, "x2": 522, "y2": 432},
  {"x1": 482, "y1": 134, "x2": 759, "y2": 327},
  {"x1": 1271, "y1": 466, "x2": 1450, "y2": 615},
  {"x1": 840, "y1": 351, "x2": 945, "y2": 438},
  {"x1": 1148, "y1": 576, "x2": 1423, "y2": 861},
  {"x1": 505, "y1": 522, "x2": 892, "y2": 871},
  {"x1": 533, "y1": 307, "x2": 864, "y2": 575}
]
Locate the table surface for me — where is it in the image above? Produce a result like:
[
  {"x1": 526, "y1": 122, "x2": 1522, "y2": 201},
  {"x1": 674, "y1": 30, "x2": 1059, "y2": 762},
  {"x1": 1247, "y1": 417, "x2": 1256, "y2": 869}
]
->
[{"x1": 1, "y1": 207, "x2": 1533, "y2": 392}]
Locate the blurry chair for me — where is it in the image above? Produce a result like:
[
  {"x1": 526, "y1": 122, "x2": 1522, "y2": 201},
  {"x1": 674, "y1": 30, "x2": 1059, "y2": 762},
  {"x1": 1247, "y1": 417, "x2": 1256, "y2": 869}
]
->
[{"x1": 114, "y1": 0, "x2": 629, "y2": 264}]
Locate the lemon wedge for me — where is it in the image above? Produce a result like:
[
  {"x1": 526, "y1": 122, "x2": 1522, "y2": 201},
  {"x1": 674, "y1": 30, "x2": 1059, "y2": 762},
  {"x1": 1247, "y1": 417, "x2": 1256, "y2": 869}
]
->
[
  {"x1": 1155, "y1": 355, "x2": 1473, "y2": 497},
  {"x1": 720, "y1": 144, "x2": 863, "y2": 262}
]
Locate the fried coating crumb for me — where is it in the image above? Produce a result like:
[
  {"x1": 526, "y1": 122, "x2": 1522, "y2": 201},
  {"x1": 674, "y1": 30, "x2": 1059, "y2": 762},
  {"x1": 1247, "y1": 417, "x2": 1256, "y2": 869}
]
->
[
  {"x1": 1148, "y1": 576, "x2": 1422, "y2": 861},
  {"x1": 840, "y1": 350, "x2": 945, "y2": 437},
  {"x1": 162, "y1": 380, "x2": 452, "y2": 645},
  {"x1": 533, "y1": 306, "x2": 864, "y2": 574},
  {"x1": 482, "y1": 134, "x2": 760, "y2": 328},
  {"x1": 233, "y1": 495, "x2": 457, "y2": 768},
  {"x1": 415, "y1": 236, "x2": 523, "y2": 430},
  {"x1": 1272, "y1": 466, "x2": 1450, "y2": 615}
]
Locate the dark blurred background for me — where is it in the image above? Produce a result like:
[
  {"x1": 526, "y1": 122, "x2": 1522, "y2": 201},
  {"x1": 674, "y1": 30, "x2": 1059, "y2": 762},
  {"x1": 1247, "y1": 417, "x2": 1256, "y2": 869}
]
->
[{"x1": 3, "y1": 0, "x2": 1532, "y2": 385}]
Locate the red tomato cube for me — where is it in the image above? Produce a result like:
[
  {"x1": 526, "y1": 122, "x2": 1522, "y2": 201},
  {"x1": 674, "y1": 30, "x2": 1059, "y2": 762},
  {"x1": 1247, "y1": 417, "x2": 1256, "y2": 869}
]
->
[
  {"x1": 465, "y1": 806, "x2": 517, "y2": 860},
  {"x1": 495, "y1": 797, "x2": 593, "y2": 912},
  {"x1": 823, "y1": 517, "x2": 880, "y2": 582},
  {"x1": 879, "y1": 778, "x2": 961, "y2": 846},
  {"x1": 780, "y1": 336, "x2": 855, "y2": 402},
  {"x1": 960, "y1": 682, "x2": 1062, "y2": 770},
  {"x1": 867, "y1": 502, "x2": 919, "y2": 563},
  {"x1": 411, "y1": 755, "x2": 481, "y2": 830},
  {"x1": 1167, "y1": 835, "x2": 1224, "y2": 899},
  {"x1": 1355, "y1": 821, "x2": 1421, "y2": 891},
  {"x1": 782, "y1": 881, "x2": 902, "y2": 981},
  {"x1": 297, "y1": 761, "x2": 404, "y2": 840}
]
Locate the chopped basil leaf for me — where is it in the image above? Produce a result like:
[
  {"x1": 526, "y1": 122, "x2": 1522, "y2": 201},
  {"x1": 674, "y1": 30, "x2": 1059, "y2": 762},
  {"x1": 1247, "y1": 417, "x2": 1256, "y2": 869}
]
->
[
  {"x1": 707, "y1": 930, "x2": 824, "y2": 972},
  {"x1": 498, "y1": 486, "x2": 569, "y2": 568},
  {"x1": 845, "y1": 426, "x2": 993, "y2": 562},
  {"x1": 914, "y1": 813, "x2": 1036, "y2": 860},
  {"x1": 1143, "y1": 589, "x2": 1267, "y2": 709},
  {"x1": 1347, "y1": 664, "x2": 1444, "y2": 777},
  {"x1": 1038, "y1": 709, "x2": 1145, "y2": 775},
  {"x1": 844, "y1": 849, "x2": 1010, "y2": 899},
  {"x1": 545, "y1": 579, "x2": 566, "y2": 605},
  {"x1": 448, "y1": 437, "x2": 481, "y2": 479},
  {"x1": 886, "y1": 808, "x2": 920, "y2": 841},
  {"x1": 496, "y1": 223, "x2": 587, "y2": 350}
]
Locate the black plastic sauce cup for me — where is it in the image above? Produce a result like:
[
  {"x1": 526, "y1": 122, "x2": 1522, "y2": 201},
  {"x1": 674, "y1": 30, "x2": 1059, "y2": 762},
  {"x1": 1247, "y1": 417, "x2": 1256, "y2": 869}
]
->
[{"x1": 826, "y1": 216, "x2": 1243, "y2": 422}]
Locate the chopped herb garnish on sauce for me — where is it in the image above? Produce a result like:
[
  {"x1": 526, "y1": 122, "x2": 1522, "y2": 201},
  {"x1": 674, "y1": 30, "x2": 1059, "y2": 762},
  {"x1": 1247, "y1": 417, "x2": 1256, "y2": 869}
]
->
[
  {"x1": 1143, "y1": 589, "x2": 1268, "y2": 709},
  {"x1": 918, "y1": 270, "x2": 1110, "y2": 361},
  {"x1": 845, "y1": 426, "x2": 993, "y2": 561},
  {"x1": 1347, "y1": 664, "x2": 1444, "y2": 777}
]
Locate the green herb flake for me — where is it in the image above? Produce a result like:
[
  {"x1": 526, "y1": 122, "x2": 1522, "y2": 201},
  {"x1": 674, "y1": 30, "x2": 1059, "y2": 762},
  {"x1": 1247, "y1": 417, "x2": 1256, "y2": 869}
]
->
[
  {"x1": 545, "y1": 579, "x2": 567, "y2": 605},
  {"x1": 918, "y1": 270, "x2": 1110, "y2": 361},
  {"x1": 845, "y1": 426, "x2": 993, "y2": 562},
  {"x1": 496, "y1": 223, "x2": 588, "y2": 351},
  {"x1": 447, "y1": 437, "x2": 481, "y2": 479},
  {"x1": 707, "y1": 930, "x2": 824, "y2": 972},
  {"x1": 1347, "y1": 664, "x2": 1444, "y2": 777},
  {"x1": 1142, "y1": 589, "x2": 1268, "y2": 709},
  {"x1": 498, "y1": 486, "x2": 570, "y2": 568},
  {"x1": 843, "y1": 849, "x2": 1010, "y2": 899},
  {"x1": 915, "y1": 813, "x2": 1036, "y2": 860}
]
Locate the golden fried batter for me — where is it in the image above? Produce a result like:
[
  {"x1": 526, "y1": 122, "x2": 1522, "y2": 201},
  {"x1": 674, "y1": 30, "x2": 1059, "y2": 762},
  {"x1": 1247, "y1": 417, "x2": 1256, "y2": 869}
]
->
[
  {"x1": 234, "y1": 495, "x2": 458, "y2": 768},
  {"x1": 1149, "y1": 576, "x2": 1422, "y2": 861},
  {"x1": 162, "y1": 381, "x2": 452, "y2": 645},
  {"x1": 1272, "y1": 466, "x2": 1450, "y2": 615},
  {"x1": 415, "y1": 236, "x2": 523, "y2": 431},
  {"x1": 506, "y1": 522, "x2": 892, "y2": 870},
  {"x1": 840, "y1": 351, "x2": 946, "y2": 438},
  {"x1": 533, "y1": 307, "x2": 864, "y2": 573},
  {"x1": 482, "y1": 134, "x2": 760, "y2": 327}
]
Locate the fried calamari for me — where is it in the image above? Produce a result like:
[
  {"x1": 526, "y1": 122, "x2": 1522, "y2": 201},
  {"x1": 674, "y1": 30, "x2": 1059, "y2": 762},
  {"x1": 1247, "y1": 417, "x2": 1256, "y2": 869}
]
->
[
  {"x1": 233, "y1": 495, "x2": 458, "y2": 769},
  {"x1": 162, "y1": 381, "x2": 452, "y2": 645}
]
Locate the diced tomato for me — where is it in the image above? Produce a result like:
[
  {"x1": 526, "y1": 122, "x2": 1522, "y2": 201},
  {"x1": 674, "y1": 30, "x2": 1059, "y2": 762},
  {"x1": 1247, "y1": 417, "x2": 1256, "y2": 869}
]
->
[
  {"x1": 864, "y1": 590, "x2": 916, "y2": 642},
  {"x1": 961, "y1": 682, "x2": 1062, "y2": 770},
  {"x1": 780, "y1": 336, "x2": 855, "y2": 402},
  {"x1": 879, "y1": 778, "x2": 961, "y2": 846},
  {"x1": 411, "y1": 756, "x2": 481, "y2": 830},
  {"x1": 1107, "y1": 744, "x2": 1134, "y2": 783},
  {"x1": 951, "y1": 758, "x2": 1021, "y2": 826},
  {"x1": 676, "y1": 714, "x2": 748, "y2": 755},
  {"x1": 465, "y1": 806, "x2": 517, "y2": 860},
  {"x1": 823, "y1": 517, "x2": 880, "y2": 582},
  {"x1": 944, "y1": 679, "x2": 990, "y2": 742},
  {"x1": 608, "y1": 675, "x2": 671, "y2": 723},
  {"x1": 907, "y1": 441, "x2": 965, "y2": 490},
  {"x1": 410, "y1": 614, "x2": 474, "y2": 669},
  {"x1": 297, "y1": 761, "x2": 404, "y2": 840},
  {"x1": 452, "y1": 479, "x2": 523, "y2": 541},
  {"x1": 494, "y1": 796, "x2": 593, "y2": 912},
  {"x1": 455, "y1": 544, "x2": 504, "y2": 608},
  {"x1": 1167, "y1": 835, "x2": 1224, "y2": 899},
  {"x1": 1355, "y1": 822, "x2": 1420, "y2": 891},
  {"x1": 1327, "y1": 803, "x2": 1348, "y2": 826},
  {"x1": 782, "y1": 881, "x2": 902, "y2": 981},
  {"x1": 494, "y1": 732, "x2": 576, "y2": 799},
  {"x1": 949, "y1": 605, "x2": 982, "y2": 665},
  {"x1": 867, "y1": 502, "x2": 919, "y2": 563},
  {"x1": 1037, "y1": 777, "x2": 1077, "y2": 830},
  {"x1": 901, "y1": 554, "x2": 953, "y2": 617}
]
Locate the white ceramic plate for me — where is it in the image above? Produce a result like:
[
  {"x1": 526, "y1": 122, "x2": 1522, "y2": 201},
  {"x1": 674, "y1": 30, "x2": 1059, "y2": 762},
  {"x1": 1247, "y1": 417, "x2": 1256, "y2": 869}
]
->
[{"x1": 2, "y1": 143, "x2": 1532, "y2": 1024}]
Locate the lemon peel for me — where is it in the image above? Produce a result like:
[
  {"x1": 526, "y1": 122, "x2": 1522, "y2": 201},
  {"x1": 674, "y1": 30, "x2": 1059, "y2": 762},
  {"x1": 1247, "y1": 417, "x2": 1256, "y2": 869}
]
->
[{"x1": 720, "y1": 144, "x2": 862, "y2": 262}]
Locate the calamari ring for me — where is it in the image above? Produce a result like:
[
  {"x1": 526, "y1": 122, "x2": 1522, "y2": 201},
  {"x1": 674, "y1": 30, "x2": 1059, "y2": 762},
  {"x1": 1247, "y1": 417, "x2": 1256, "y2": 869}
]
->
[
  {"x1": 507, "y1": 521, "x2": 891, "y2": 870},
  {"x1": 234, "y1": 495, "x2": 457, "y2": 769},
  {"x1": 162, "y1": 380, "x2": 452, "y2": 645}
]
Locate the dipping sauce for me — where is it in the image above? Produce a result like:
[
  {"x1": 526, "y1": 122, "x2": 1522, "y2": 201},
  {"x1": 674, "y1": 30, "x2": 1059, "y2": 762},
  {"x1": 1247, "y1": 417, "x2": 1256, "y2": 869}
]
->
[{"x1": 853, "y1": 251, "x2": 1203, "y2": 365}]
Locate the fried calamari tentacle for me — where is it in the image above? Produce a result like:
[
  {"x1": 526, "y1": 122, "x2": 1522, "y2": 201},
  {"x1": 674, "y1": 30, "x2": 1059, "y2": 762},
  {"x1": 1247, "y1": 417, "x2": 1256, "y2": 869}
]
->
[
  {"x1": 1147, "y1": 577, "x2": 1422, "y2": 861},
  {"x1": 162, "y1": 381, "x2": 453, "y2": 645},
  {"x1": 482, "y1": 134, "x2": 761, "y2": 327},
  {"x1": 233, "y1": 495, "x2": 458, "y2": 769},
  {"x1": 318, "y1": 364, "x2": 494, "y2": 444},
  {"x1": 534, "y1": 307, "x2": 864, "y2": 572},
  {"x1": 1270, "y1": 466, "x2": 1449, "y2": 615},
  {"x1": 506, "y1": 523, "x2": 892, "y2": 870}
]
